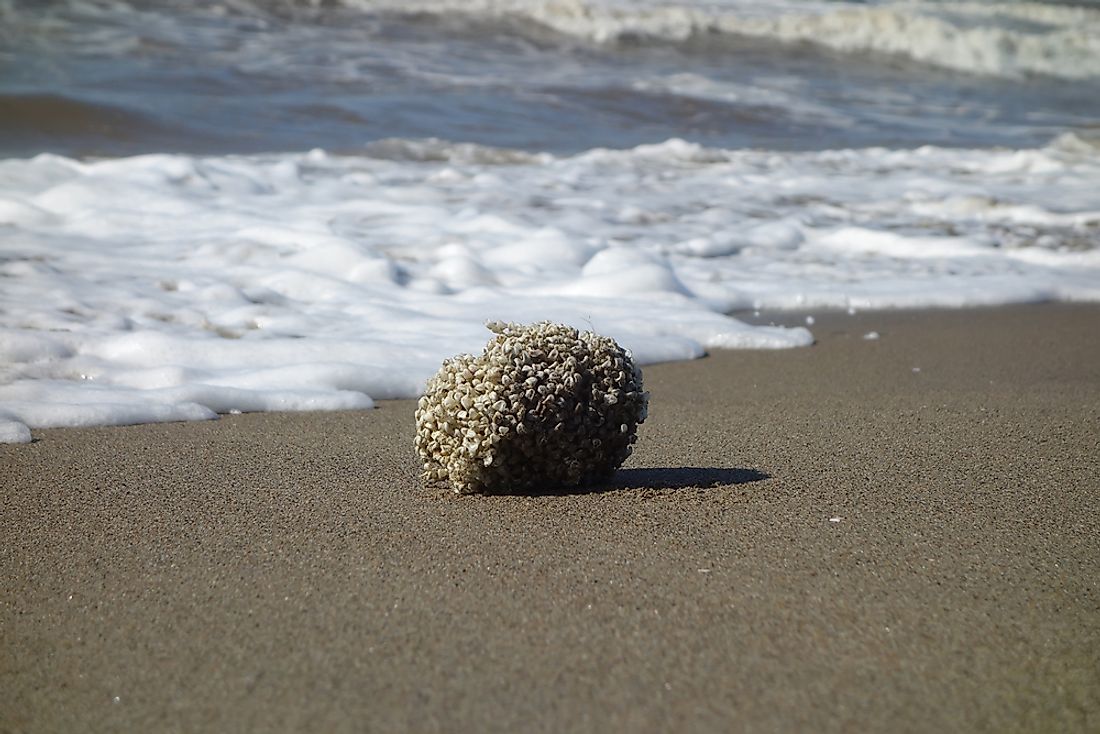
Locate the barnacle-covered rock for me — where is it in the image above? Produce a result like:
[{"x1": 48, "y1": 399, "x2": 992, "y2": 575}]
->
[{"x1": 415, "y1": 321, "x2": 648, "y2": 494}]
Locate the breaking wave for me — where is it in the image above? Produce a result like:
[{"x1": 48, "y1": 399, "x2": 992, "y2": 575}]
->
[
  {"x1": 346, "y1": 0, "x2": 1100, "y2": 80},
  {"x1": 6, "y1": 0, "x2": 1098, "y2": 79}
]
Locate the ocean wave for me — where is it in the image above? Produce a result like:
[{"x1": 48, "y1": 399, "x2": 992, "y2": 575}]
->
[
  {"x1": 6, "y1": 0, "x2": 1098, "y2": 79},
  {"x1": 5, "y1": 0, "x2": 1096, "y2": 159},
  {"x1": 340, "y1": 0, "x2": 1100, "y2": 80}
]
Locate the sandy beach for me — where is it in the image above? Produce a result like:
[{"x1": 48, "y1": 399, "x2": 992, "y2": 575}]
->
[{"x1": 3, "y1": 303, "x2": 1098, "y2": 733}]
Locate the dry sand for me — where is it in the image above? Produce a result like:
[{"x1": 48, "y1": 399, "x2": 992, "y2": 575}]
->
[{"x1": 3, "y1": 304, "x2": 1099, "y2": 733}]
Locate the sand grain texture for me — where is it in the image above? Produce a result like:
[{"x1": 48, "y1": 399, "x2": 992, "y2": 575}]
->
[{"x1": 2, "y1": 304, "x2": 1099, "y2": 733}]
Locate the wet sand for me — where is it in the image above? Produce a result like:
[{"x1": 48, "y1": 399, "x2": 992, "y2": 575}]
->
[{"x1": 3, "y1": 304, "x2": 1099, "y2": 732}]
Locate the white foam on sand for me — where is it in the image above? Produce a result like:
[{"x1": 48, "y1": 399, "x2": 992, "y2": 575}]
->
[{"x1": 2, "y1": 135, "x2": 1099, "y2": 440}]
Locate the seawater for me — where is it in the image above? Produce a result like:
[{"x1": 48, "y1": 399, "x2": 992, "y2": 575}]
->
[
  {"x1": 1, "y1": 0, "x2": 1099, "y2": 441},
  {"x1": 3, "y1": 0, "x2": 1100, "y2": 154}
]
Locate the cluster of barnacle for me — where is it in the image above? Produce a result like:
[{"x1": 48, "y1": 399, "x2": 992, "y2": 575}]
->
[{"x1": 414, "y1": 321, "x2": 648, "y2": 494}]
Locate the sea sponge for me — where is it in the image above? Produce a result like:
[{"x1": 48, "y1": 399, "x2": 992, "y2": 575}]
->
[{"x1": 415, "y1": 321, "x2": 648, "y2": 494}]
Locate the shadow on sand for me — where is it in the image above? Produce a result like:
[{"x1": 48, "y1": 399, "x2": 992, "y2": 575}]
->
[{"x1": 514, "y1": 467, "x2": 770, "y2": 497}]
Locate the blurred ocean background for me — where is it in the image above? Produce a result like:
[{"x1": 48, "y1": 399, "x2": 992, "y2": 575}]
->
[
  {"x1": 3, "y1": 0, "x2": 1100, "y2": 155},
  {"x1": 1, "y1": 0, "x2": 1099, "y2": 440}
]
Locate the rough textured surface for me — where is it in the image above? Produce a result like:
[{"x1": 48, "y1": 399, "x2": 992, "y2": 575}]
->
[
  {"x1": 415, "y1": 322, "x2": 647, "y2": 494},
  {"x1": 2, "y1": 303, "x2": 1099, "y2": 733}
]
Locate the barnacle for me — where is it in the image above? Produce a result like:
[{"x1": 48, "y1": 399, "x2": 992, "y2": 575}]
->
[{"x1": 414, "y1": 321, "x2": 648, "y2": 494}]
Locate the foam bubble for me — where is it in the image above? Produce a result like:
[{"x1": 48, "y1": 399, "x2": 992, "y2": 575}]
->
[{"x1": 0, "y1": 420, "x2": 33, "y2": 444}]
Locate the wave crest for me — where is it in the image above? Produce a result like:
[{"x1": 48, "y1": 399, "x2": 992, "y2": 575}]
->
[{"x1": 352, "y1": 0, "x2": 1100, "y2": 80}]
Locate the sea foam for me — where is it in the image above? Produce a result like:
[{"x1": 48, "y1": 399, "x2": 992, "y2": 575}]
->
[{"x1": 1, "y1": 136, "x2": 1098, "y2": 441}]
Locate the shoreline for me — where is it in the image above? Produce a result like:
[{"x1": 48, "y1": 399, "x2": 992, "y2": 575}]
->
[
  {"x1": 733, "y1": 299, "x2": 1100, "y2": 330},
  {"x1": 4, "y1": 301, "x2": 1096, "y2": 444},
  {"x1": 3, "y1": 303, "x2": 1099, "y2": 731}
]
